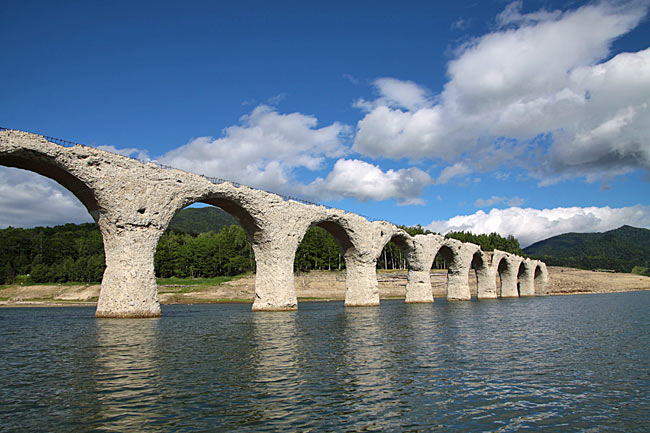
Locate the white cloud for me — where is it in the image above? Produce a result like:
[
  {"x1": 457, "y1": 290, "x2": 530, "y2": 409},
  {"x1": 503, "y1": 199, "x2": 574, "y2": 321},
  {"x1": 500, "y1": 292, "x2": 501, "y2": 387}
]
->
[
  {"x1": 437, "y1": 162, "x2": 471, "y2": 184},
  {"x1": 474, "y1": 195, "x2": 525, "y2": 208},
  {"x1": 96, "y1": 144, "x2": 149, "y2": 161},
  {"x1": 353, "y1": 1, "x2": 650, "y2": 182},
  {"x1": 304, "y1": 159, "x2": 433, "y2": 205},
  {"x1": 0, "y1": 167, "x2": 93, "y2": 228},
  {"x1": 158, "y1": 104, "x2": 433, "y2": 204},
  {"x1": 496, "y1": 0, "x2": 561, "y2": 27},
  {"x1": 159, "y1": 105, "x2": 350, "y2": 194},
  {"x1": 425, "y1": 204, "x2": 650, "y2": 247},
  {"x1": 367, "y1": 77, "x2": 432, "y2": 111}
]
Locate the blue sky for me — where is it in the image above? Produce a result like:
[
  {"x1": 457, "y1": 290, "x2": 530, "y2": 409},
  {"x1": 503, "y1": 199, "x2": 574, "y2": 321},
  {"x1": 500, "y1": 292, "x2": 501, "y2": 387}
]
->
[{"x1": 1, "y1": 0, "x2": 649, "y2": 246}]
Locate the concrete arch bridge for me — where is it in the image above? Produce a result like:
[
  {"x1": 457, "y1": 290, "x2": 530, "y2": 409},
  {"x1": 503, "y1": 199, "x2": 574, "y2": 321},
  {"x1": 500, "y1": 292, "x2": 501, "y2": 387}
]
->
[{"x1": 0, "y1": 130, "x2": 548, "y2": 318}]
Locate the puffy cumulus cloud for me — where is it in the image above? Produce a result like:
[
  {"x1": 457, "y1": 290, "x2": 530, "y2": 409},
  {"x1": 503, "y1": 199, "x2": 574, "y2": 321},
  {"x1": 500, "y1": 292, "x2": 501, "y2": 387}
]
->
[
  {"x1": 474, "y1": 195, "x2": 525, "y2": 208},
  {"x1": 159, "y1": 104, "x2": 432, "y2": 204},
  {"x1": 425, "y1": 204, "x2": 650, "y2": 247},
  {"x1": 353, "y1": 1, "x2": 650, "y2": 182},
  {"x1": 356, "y1": 78, "x2": 432, "y2": 112},
  {"x1": 159, "y1": 105, "x2": 350, "y2": 194},
  {"x1": 0, "y1": 167, "x2": 93, "y2": 228},
  {"x1": 304, "y1": 159, "x2": 433, "y2": 205}
]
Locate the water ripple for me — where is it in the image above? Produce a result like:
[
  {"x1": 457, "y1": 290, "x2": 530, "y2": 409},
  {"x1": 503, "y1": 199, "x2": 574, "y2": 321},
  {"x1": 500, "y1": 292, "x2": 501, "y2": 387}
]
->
[{"x1": 0, "y1": 293, "x2": 649, "y2": 431}]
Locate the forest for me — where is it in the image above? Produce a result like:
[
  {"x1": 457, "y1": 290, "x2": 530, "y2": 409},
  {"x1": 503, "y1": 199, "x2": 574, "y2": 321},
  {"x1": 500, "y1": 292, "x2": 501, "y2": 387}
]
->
[
  {"x1": 0, "y1": 208, "x2": 525, "y2": 284},
  {"x1": 524, "y1": 225, "x2": 650, "y2": 275}
]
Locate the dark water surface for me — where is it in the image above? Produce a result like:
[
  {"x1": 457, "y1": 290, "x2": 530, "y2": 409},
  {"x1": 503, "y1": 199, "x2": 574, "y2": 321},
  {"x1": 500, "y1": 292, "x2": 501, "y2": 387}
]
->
[{"x1": 1, "y1": 292, "x2": 649, "y2": 432}]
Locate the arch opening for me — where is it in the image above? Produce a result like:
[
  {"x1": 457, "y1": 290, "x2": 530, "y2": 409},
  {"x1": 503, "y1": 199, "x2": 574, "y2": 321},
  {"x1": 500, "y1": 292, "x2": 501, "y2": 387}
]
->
[
  {"x1": 496, "y1": 258, "x2": 509, "y2": 297},
  {"x1": 0, "y1": 168, "x2": 105, "y2": 288},
  {"x1": 469, "y1": 250, "x2": 486, "y2": 298},
  {"x1": 430, "y1": 245, "x2": 456, "y2": 297},
  {"x1": 534, "y1": 264, "x2": 547, "y2": 294},
  {"x1": 294, "y1": 224, "x2": 343, "y2": 272},
  {"x1": 0, "y1": 153, "x2": 99, "y2": 220},
  {"x1": 377, "y1": 233, "x2": 411, "y2": 271},
  {"x1": 154, "y1": 199, "x2": 258, "y2": 291},
  {"x1": 291, "y1": 219, "x2": 358, "y2": 302},
  {"x1": 517, "y1": 262, "x2": 527, "y2": 296}
]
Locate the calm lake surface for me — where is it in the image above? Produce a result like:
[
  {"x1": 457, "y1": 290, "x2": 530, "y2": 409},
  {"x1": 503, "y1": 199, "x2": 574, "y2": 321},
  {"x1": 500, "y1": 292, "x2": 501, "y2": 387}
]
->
[{"x1": 1, "y1": 292, "x2": 649, "y2": 432}]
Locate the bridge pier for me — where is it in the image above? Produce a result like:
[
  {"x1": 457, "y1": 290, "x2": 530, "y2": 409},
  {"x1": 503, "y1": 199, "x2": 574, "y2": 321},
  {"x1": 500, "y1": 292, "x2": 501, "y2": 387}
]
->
[
  {"x1": 404, "y1": 234, "x2": 442, "y2": 303},
  {"x1": 446, "y1": 267, "x2": 472, "y2": 301},
  {"x1": 251, "y1": 246, "x2": 298, "y2": 311},
  {"x1": 477, "y1": 267, "x2": 498, "y2": 299},
  {"x1": 405, "y1": 269, "x2": 434, "y2": 303},
  {"x1": 500, "y1": 256, "x2": 523, "y2": 298},
  {"x1": 518, "y1": 259, "x2": 537, "y2": 296},
  {"x1": 344, "y1": 258, "x2": 380, "y2": 307},
  {"x1": 96, "y1": 227, "x2": 162, "y2": 318},
  {"x1": 445, "y1": 241, "x2": 478, "y2": 301}
]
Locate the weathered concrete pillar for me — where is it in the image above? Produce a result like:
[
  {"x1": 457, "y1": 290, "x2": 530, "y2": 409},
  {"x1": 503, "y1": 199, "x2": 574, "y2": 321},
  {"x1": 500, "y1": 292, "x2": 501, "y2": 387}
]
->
[
  {"x1": 405, "y1": 269, "x2": 434, "y2": 303},
  {"x1": 447, "y1": 267, "x2": 472, "y2": 300},
  {"x1": 500, "y1": 255, "x2": 523, "y2": 298},
  {"x1": 518, "y1": 259, "x2": 537, "y2": 296},
  {"x1": 476, "y1": 256, "x2": 497, "y2": 299},
  {"x1": 345, "y1": 257, "x2": 380, "y2": 307},
  {"x1": 251, "y1": 244, "x2": 298, "y2": 311},
  {"x1": 404, "y1": 234, "x2": 443, "y2": 303},
  {"x1": 445, "y1": 239, "x2": 479, "y2": 301},
  {"x1": 96, "y1": 227, "x2": 163, "y2": 318}
]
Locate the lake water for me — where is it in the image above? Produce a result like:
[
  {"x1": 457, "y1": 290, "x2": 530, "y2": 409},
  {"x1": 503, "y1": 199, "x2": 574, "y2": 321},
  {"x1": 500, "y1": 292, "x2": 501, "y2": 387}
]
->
[{"x1": 1, "y1": 292, "x2": 648, "y2": 432}]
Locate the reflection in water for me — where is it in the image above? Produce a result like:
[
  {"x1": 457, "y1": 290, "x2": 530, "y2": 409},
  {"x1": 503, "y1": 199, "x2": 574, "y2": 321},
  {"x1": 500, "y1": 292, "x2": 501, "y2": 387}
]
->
[
  {"x1": 249, "y1": 311, "x2": 301, "y2": 425},
  {"x1": 341, "y1": 307, "x2": 398, "y2": 430},
  {"x1": 93, "y1": 318, "x2": 163, "y2": 432},
  {"x1": 1, "y1": 294, "x2": 649, "y2": 432}
]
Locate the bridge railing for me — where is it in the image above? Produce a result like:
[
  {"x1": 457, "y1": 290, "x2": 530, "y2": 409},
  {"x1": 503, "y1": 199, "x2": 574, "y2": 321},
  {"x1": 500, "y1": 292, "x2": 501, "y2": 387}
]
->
[{"x1": 0, "y1": 126, "x2": 380, "y2": 222}]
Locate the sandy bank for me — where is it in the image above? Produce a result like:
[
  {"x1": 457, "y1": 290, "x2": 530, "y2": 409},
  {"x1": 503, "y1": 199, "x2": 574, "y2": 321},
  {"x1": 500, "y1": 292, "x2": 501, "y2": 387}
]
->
[{"x1": 1, "y1": 266, "x2": 649, "y2": 307}]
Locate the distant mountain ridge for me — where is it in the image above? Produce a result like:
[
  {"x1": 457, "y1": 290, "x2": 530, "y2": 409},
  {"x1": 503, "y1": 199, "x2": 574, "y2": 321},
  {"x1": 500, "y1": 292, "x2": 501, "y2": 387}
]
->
[{"x1": 524, "y1": 225, "x2": 650, "y2": 274}]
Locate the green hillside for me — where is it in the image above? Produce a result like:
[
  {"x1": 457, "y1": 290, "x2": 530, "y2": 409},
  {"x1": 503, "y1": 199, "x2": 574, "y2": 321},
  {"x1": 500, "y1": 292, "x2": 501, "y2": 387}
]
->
[
  {"x1": 524, "y1": 225, "x2": 650, "y2": 274},
  {"x1": 169, "y1": 206, "x2": 237, "y2": 234}
]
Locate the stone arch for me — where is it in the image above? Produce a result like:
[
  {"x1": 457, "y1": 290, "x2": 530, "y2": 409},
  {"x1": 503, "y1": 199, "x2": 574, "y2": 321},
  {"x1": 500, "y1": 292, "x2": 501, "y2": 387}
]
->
[
  {"x1": 0, "y1": 144, "x2": 100, "y2": 222},
  {"x1": 164, "y1": 188, "x2": 264, "y2": 243},
  {"x1": 472, "y1": 250, "x2": 495, "y2": 299},
  {"x1": 293, "y1": 213, "x2": 392, "y2": 307},
  {"x1": 312, "y1": 219, "x2": 356, "y2": 259},
  {"x1": 495, "y1": 254, "x2": 522, "y2": 298},
  {"x1": 429, "y1": 239, "x2": 477, "y2": 301},
  {"x1": 517, "y1": 260, "x2": 537, "y2": 296},
  {"x1": 376, "y1": 230, "x2": 414, "y2": 271},
  {"x1": 533, "y1": 262, "x2": 549, "y2": 294},
  {"x1": 283, "y1": 214, "x2": 360, "y2": 307},
  {"x1": 291, "y1": 215, "x2": 358, "y2": 271}
]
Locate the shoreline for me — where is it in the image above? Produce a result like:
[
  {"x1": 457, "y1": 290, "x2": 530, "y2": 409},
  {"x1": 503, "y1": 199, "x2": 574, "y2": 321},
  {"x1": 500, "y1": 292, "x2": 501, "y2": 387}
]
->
[{"x1": 2, "y1": 266, "x2": 650, "y2": 308}]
